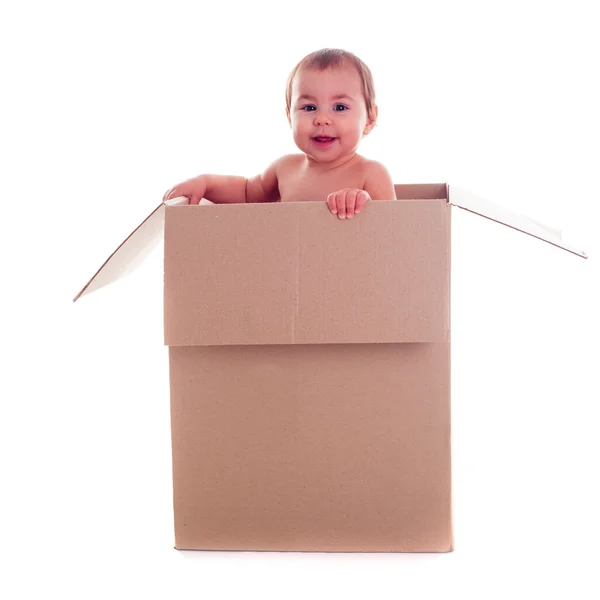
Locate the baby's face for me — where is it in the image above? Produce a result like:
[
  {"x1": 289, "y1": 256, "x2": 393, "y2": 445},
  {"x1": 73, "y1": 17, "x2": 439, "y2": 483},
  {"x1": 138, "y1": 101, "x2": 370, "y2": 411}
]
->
[{"x1": 287, "y1": 64, "x2": 376, "y2": 166}]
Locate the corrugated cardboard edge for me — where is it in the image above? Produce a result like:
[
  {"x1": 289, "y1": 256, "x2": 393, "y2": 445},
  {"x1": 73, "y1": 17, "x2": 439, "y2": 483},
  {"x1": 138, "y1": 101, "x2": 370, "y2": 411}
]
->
[
  {"x1": 448, "y1": 185, "x2": 588, "y2": 259},
  {"x1": 72, "y1": 197, "x2": 189, "y2": 302}
]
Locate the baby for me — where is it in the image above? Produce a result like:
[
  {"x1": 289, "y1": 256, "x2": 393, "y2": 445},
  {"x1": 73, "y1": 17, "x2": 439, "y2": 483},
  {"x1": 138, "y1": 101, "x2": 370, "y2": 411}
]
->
[{"x1": 163, "y1": 48, "x2": 396, "y2": 219}]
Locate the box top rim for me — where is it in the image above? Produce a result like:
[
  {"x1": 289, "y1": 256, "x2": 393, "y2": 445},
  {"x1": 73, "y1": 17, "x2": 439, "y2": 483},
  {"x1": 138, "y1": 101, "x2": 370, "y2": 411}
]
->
[{"x1": 73, "y1": 184, "x2": 587, "y2": 302}]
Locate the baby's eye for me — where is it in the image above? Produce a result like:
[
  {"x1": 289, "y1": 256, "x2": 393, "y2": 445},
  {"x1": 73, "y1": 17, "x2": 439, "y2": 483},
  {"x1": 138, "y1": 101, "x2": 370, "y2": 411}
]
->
[
  {"x1": 334, "y1": 104, "x2": 348, "y2": 111},
  {"x1": 301, "y1": 105, "x2": 316, "y2": 111}
]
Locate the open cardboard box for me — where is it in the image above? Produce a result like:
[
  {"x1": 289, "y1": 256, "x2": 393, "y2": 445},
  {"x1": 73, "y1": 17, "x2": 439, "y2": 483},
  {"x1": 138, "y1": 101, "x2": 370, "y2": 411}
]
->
[{"x1": 74, "y1": 183, "x2": 587, "y2": 552}]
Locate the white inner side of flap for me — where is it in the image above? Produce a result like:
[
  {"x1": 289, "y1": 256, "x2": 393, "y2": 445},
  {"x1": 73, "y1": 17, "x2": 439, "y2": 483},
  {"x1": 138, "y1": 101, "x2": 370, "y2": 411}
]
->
[
  {"x1": 74, "y1": 197, "x2": 200, "y2": 300},
  {"x1": 78, "y1": 204, "x2": 166, "y2": 298},
  {"x1": 448, "y1": 186, "x2": 587, "y2": 258}
]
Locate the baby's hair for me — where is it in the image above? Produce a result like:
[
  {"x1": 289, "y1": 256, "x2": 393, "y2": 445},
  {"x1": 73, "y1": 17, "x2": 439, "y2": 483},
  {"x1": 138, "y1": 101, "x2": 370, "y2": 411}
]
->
[{"x1": 285, "y1": 48, "x2": 376, "y2": 118}]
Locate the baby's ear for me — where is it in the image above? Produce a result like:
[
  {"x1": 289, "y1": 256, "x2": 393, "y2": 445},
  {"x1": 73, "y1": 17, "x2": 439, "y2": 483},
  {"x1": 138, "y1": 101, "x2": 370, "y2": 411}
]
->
[{"x1": 364, "y1": 105, "x2": 379, "y2": 135}]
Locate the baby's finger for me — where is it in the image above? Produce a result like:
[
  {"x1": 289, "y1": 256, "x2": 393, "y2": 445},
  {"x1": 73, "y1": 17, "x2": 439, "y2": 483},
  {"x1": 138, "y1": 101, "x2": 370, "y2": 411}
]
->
[
  {"x1": 355, "y1": 190, "x2": 370, "y2": 214},
  {"x1": 336, "y1": 191, "x2": 348, "y2": 219},
  {"x1": 345, "y1": 190, "x2": 358, "y2": 218},
  {"x1": 327, "y1": 193, "x2": 338, "y2": 214},
  {"x1": 163, "y1": 187, "x2": 175, "y2": 201}
]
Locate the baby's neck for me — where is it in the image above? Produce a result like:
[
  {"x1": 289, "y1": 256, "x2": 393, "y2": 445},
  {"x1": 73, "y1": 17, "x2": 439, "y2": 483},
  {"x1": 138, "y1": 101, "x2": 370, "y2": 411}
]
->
[{"x1": 303, "y1": 152, "x2": 362, "y2": 172}]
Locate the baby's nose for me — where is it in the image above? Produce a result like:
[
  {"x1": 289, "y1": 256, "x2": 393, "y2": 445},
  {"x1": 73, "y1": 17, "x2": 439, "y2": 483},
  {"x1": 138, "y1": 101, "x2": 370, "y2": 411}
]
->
[{"x1": 313, "y1": 112, "x2": 332, "y2": 125}]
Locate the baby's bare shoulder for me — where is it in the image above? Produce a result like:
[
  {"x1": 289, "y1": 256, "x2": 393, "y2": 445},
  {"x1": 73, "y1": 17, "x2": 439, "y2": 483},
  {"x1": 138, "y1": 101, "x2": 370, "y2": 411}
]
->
[
  {"x1": 276, "y1": 153, "x2": 304, "y2": 172},
  {"x1": 359, "y1": 157, "x2": 393, "y2": 179},
  {"x1": 358, "y1": 157, "x2": 396, "y2": 200}
]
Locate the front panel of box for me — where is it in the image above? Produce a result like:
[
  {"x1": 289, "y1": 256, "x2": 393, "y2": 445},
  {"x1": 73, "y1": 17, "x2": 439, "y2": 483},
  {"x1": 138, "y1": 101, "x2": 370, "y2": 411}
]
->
[
  {"x1": 168, "y1": 342, "x2": 452, "y2": 552},
  {"x1": 164, "y1": 201, "x2": 450, "y2": 346}
]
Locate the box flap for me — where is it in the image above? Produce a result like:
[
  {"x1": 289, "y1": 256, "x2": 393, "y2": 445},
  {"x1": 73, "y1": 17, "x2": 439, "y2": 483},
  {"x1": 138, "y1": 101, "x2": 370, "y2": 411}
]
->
[
  {"x1": 164, "y1": 200, "x2": 450, "y2": 346},
  {"x1": 449, "y1": 186, "x2": 587, "y2": 258},
  {"x1": 73, "y1": 197, "x2": 188, "y2": 302}
]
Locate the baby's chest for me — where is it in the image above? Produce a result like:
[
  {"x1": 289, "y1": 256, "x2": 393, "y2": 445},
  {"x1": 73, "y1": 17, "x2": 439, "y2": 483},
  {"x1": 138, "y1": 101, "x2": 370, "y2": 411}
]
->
[{"x1": 278, "y1": 170, "x2": 366, "y2": 203}]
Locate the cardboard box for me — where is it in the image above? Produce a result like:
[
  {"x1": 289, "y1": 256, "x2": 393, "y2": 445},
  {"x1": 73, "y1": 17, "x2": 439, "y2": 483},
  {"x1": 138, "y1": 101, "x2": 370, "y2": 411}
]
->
[{"x1": 74, "y1": 183, "x2": 587, "y2": 552}]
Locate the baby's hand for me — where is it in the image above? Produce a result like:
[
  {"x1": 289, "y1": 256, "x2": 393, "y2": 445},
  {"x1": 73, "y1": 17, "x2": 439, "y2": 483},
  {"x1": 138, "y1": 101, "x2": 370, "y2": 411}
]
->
[
  {"x1": 163, "y1": 175, "x2": 207, "y2": 205},
  {"x1": 326, "y1": 189, "x2": 371, "y2": 219}
]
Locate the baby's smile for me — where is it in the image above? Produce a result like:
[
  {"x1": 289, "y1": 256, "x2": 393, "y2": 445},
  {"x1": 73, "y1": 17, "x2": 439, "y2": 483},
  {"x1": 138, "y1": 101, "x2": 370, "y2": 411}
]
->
[{"x1": 312, "y1": 136, "x2": 337, "y2": 147}]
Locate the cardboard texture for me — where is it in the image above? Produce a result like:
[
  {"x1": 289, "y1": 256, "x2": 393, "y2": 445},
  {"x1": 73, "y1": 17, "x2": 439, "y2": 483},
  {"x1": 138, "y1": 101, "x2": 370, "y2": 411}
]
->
[{"x1": 74, "y1": 183, "x2": 586, "y2": 553}]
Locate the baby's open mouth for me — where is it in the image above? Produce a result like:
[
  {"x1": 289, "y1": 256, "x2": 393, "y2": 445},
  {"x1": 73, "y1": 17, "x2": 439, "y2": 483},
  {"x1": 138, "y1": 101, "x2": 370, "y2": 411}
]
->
[{"x1": 313, "y1": 136, "x2": 336, "y2": 143}]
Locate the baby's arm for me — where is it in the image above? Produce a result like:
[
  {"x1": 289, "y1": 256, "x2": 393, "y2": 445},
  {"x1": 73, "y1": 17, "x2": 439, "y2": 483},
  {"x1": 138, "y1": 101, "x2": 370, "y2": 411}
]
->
[
  {"x1": 164, "y1": 159, "x2": 281, "y2": 205},
  {"x1": 246, "y1": 159, "x2": 280, "y2": 203},
  {"x1": 364, "y1": 161, "x2": 396, "y2": 201}
]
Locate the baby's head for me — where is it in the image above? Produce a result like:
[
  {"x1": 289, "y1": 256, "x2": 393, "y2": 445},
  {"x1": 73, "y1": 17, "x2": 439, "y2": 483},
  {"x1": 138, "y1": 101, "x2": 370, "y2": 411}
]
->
[{"x1": 285, "y1": 49, "x2": 378, "y2": 164}]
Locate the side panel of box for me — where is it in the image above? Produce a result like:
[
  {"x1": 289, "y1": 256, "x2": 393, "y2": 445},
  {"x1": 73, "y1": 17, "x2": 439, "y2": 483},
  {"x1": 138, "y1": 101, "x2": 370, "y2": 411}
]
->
[{"x1": 168, "y1": 343, "x2": 452, "y2": 552}]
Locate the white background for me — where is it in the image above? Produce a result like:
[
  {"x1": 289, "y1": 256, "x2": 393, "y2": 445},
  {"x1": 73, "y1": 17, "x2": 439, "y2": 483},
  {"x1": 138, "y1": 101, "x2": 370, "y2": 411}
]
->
[{"x1": 1, "y1": 0, "x2": 599, "y2": 598}]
